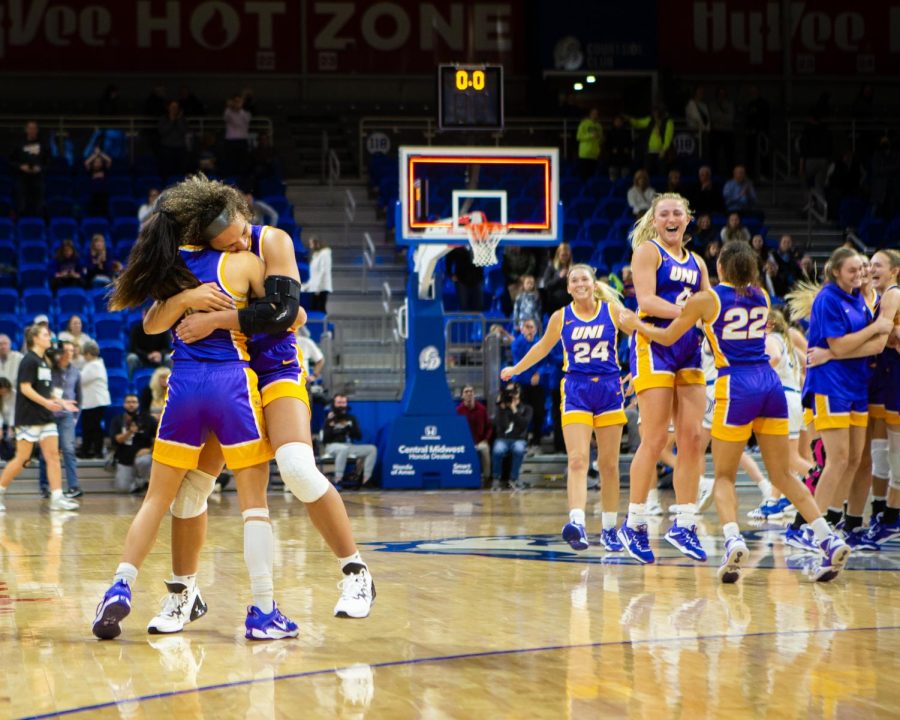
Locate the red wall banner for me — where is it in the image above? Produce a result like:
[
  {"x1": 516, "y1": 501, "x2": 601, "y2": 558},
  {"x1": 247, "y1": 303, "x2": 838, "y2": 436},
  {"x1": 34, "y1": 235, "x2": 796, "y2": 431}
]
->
[
  {"x1": 659, "y1": 1, "x2": 900, "y2": 75},
  {"x1": 0, "y1": 0, "x2": 301, "y2": 73}
]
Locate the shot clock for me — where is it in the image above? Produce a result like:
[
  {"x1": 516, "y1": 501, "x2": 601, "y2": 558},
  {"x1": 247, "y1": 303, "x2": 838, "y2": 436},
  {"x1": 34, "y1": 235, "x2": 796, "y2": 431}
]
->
[{"x1": 437, "y1": 63, "x2": 504, "y2": 131}]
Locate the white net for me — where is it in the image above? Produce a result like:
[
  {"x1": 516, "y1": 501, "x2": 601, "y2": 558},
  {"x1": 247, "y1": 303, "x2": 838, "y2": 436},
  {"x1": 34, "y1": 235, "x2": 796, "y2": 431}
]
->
[{"x1": 465, "y1": 222, "x2": 507, "y2": 267}]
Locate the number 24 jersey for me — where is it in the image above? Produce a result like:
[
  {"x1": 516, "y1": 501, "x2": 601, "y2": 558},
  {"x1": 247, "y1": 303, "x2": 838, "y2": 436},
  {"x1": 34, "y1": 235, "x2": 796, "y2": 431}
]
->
[{"x1": 561, "y1": 302, "x2": 620, "y2": 378}]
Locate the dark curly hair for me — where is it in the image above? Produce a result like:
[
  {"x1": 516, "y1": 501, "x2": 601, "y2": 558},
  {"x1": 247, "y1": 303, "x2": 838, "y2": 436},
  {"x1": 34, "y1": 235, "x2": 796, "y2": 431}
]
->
[{"x1": 109, "y1": 174, "x2": 250, "y2": 310}]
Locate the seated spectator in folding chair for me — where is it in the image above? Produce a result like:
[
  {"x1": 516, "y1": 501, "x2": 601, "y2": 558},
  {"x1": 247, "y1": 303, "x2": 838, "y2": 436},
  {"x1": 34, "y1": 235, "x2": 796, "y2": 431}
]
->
[
  {"x1": 108, "y1": 394, "x2": 157, "y2": 494},
  {"x1": 456, "y1": 385, "x2": 492, "y2": 487},
  {"x1": 322, "y1": 394, "x2": 378, "y2": 490},
  {"x1": 491, "y1": 383, "x2": 532, "y2": 491}
]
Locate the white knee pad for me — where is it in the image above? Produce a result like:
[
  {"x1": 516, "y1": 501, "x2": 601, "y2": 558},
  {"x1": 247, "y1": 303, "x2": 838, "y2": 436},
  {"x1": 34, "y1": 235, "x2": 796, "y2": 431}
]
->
[
  {"x1": 276, "y1": 442, "x2": 330, "y2": 503},
  {"x1": 171, "y1": 469, "x2": 217, "y2": 519},
  {"x1": 872, "y1": 439, "x2": 890, "y2": 479},
  {"x1": 889, "y1": 433, "x2": 900, "y2": 491}
]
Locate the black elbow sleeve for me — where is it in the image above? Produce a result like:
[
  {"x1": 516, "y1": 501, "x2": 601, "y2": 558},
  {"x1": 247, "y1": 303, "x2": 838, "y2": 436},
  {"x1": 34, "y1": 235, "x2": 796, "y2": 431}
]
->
[{"x1": 238, "y1": 275, "x2": 302, "y2": 336}]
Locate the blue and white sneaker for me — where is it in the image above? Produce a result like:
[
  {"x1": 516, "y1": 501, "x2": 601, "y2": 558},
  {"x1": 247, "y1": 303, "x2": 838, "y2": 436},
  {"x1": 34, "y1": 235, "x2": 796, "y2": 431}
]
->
[
  {"x1": 747, "y1": 499, "x2": 782, "y2": 520},
  {"x1": 244, "y1": 602, "x2": 299, "y2": 640},
  {"x1": 775, "y1": 497, "x2": 794, "y2": 515},
  {"x1": 784, "y1": 526, "x2": 819, "y2": 552},
  {"x1": 843, "y1": 527, "x2": 880, "y2": 552},
  {"x1": 864, "y1": 513, "x2": 900, "y2": 546},
  {"x1": 562, "y1": 522, "x2": 590, "y2": 551},
  {"x1": 716, "y1": 536, "x2": 749, "y2": 584},
  {"x1": 665, "y1": 522, "x2": 707, "y2": 561},
  {"x1": 617, "y1": 524, "x2": 655, "y2": 564},
  {"x1": 600, "y1": 528, "x2": 624, "y2": 552},
  {"x1": 811, "y1": 534, "x2": 851, "y2": 582},
  {"x1": 92, "y1": 579, "x2": 132, "y2": 640}
]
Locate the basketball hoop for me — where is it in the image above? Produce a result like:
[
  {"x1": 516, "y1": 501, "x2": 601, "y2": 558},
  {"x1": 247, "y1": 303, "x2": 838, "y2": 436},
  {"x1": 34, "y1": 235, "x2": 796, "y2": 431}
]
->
[{"x1": 465, "y1": 221, "x2": 507, "y2": 267}]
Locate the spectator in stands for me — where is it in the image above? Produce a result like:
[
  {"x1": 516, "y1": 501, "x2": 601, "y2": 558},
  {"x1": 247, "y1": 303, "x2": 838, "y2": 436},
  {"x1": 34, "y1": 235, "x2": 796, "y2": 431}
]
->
[
  {"x1": 869, "y1": 135, "x2": 899, "y2": 220},
  {"x1": 295, "y1": 326, "x2": 326, "y2": 401},
  {"x1": 109, "y1": 393, "x2": 156, "y2": 493},
  {"x1": 703, "y1": 239, "x2": 722, "y2": 283},
  {"x1": 322, "y1": 394, "x2": 378, "y2": 489},
  {"x1": 744, "y1": 84, "x2": 770, "y2": 179},
  {"x1": 456, "y1": 385, "x2": 492, "y2": 487},
  {"x1": 157, "y1": 100, "x2": 189, "y2": 179},
  {"x1": 58, "y1": 315, "x2": 94, "y2": 368},
  {"x1": 665, "y1": 168, "x2": 686, "y2": 195},
  {"x1": 38, "y1": 341, "x2": 82, "y2": 498},
  {"x1": 126, "y1": 310, "x2": 172, "y2": 377},
  {"x1": 491, "y1": 383, "x2": 532, "y2": 491},
  {"x1": 720, "y1": 212, "x2": 751, "y2": 244},
  {"x1": 446, "y1": 246, "x2": 484, "y2": 312},
  {"x1": 513, "y1": 275, "x2": 542, "y2": 335},
  {"x1": 797, "y1": 254, "x2": 815, "y2": 284},
  {"x1": 84, "y1": 144, "x2": 112, "y2": 216},
  {"x1": 502, "y1": 245, "x2": 536, "y2": 301},
  {"x1": 722, "y1": 165, "x2": 758, "y2": 213},
  {"x1": 84, "y1": 234, "x2": 121, "y2": 288},
  {"x1": 139, "y1": 366, "x2": 170, "y2": 423},
  {"x1": 50, "y1": 239, "x2": 85, "y2": 291},
  {"x1": 78, "y1": 341, "x2": 110, "y2": 459},
  {"x1": 689, "y1": 165, "x2": 723, "y2": 216},
  {"x1": 576, "y1": 108, "x2": 603, "y2": 179},
  {"x1": 541, "y1": 242, "x2": 573, "y2": 315},
  {"x1": 825, "y1": 148, "x2": 865, "y2": 221},
  {"x1": 0, "y1": 378, "x2": 14, "y2": 460},
  {"x1": 511, "y1": 319, "x2": 546, "y2": 448},
  {"x1": 177, "y1": 85, "x2": 206, "y2": 117},
  {"x1": 10, "y1": 120, "x2": 47, "y2": 217},
  {"x1": 798, "y1": 110, "x2": 832, "y2": 194},
  {"x1": 771, "y1": 234, "x2": 803, "y2": 297},
  {"x1": 685, "y1": 85, "x2": 711, "y2": 137},
  {"x1": 305, "y1": 235, "x2": 333, "y2": 313},
  {"x1": 223, "y1": 94, "x2": 251, "y2": 177},
  {"x1": 606, "y1": 114, "x2": 633, "y2": 180},
  {"x1": 244, "y1": 192, "x2": 278, "y2": 226},
  {"x1": 627, "y1": 169, "x2": 656, "y2": 218},
  {"x1": 690, "y1": 213, "x2": 717, "y2": 255},
  {"x1": 0, "y1": 334, "x2": 23, "y2": 412},
  {"x1": 628, "y1": 106, "x2": 674, "y2": 174},
  {"x1": 138, "y1": 188, "x2": 160, "y2": 224},
  {"x1": 709, "y1": 86, "x2": 735, "y2": 175},
  {"x1": 749, "y1": 234, "x2": 770, "y2": 277}
]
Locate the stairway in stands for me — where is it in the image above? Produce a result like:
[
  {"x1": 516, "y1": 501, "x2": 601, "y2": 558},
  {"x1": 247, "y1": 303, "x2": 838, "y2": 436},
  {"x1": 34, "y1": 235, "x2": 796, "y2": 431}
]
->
[{"x1": 756, "y1": 178, "x2": 843, "y2": 263}]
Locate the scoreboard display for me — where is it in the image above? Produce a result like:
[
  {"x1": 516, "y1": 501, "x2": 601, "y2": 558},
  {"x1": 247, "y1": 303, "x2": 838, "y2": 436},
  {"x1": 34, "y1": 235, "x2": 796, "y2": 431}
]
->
[{"x1": 437, "y1": 63, "x2": 504, "y2": 131}]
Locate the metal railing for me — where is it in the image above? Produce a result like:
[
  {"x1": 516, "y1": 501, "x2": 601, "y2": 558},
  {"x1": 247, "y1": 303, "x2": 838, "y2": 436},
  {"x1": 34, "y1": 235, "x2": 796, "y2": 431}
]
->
[
  {"x1": 443, "y1": 313, "x2": 508, "y2": 402},
  {"x1": 342, "y1": 187, "x2": 356, "y2": 242},
  {"x1": 361, "y1": 232, "x2": 376, "y2": 292}
]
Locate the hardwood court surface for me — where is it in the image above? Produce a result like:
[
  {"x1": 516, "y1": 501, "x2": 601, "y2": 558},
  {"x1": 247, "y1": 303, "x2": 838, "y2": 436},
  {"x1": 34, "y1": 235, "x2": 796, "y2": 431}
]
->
[{"x1": 1, "y1": 489, "x2": 897, "y2": 719}]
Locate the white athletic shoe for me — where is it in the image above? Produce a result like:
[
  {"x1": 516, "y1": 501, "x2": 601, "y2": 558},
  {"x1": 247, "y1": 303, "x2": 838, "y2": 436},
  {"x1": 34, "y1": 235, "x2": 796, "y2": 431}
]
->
[
  {"x1": 696, "y1": 476, "x2": 715, "y2": 513},
  {"x1": 645, "y1": 501, "x2": 664, "y2": 516},
  {"x1": 147, "y1": 581, "x2": 208, "y2": 634},
  {"x1": 334, "y1": 564, "x2": 376, "y2": 618},
  {"x1": 49, "y1": 494, "x2": 79, "y2": 511}
]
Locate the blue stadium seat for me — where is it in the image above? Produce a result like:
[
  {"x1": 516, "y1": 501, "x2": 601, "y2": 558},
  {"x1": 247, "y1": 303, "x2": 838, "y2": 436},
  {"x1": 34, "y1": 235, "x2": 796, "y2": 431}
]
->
[
  {"x1": 262, "y1": 195, "x2": 291, "y2": 218},
  {"x1": 16, "y1": 218, "x2": 46, "y2": 242},
  {"x1": 48, "y1": 217, "x2": 79, "y2": 245},
  {"x1": 107, "y1": 177, "x2": 134, "y2": 196},
  {"x1": 98, "y1": 340, "x2": 126, "y2": 370},
  {"x1": 0, "y1": 240, "x2": 14, "y2": 268},
  {"x1": 134, "y1": 175, "x2": 163, "y2": 197},
  {"x1": 93, "y1": 312, "x2": 124, "y2": 341},
  {"x1": 89, "y1": 287, "x2": 113, "y2": 315},
  {"x1": 22, "y1": 287, "x2": 54, "y2": 318},
  {"x1": 571, "y1": 243, "x2": 593, "y2": 264},
  {"x1": 257, "y1": 177, "x2": 285, "y2": 196},
  {"x1": 106, "y1": 368, "x2": 130, "y2": 403},
  {"x1": 108, "y1": 195, "x2": 137, "y2": 218},
  {"x1": 81, "y1": 217, "x2": 110, "y2": 241},
  {"x1": 46, "y1": 195, "x2": 76, "y2": 217},
  {"x1": 0, "y1": 313, "x2": 21, "y2": 345},
  {"x1": 0, "y1": 196, "x2": 12, "y2": 219},
  {"x1": 0, "y1": 219, "x2": 13, "y2": 242},
  {"x1": 597, "y1": 197, "x2": 628, "y2": 222},
  {"x1": 45, "y1": 176, "x2": 73, "y2": 197},
  {"x1": 18, "y1": 241, "x2": 48, "y2": 265},
  {"x1": 0, "y1": 288, "x2": 19, "y2": 315},
  {"x1": 113, "y1": 240, "x2": 134, "y2": 263},
  {"x1": 57, "y1": 287, "x2": 89, "y2": 319},
  {"x1": 580, "y1": 220, "x2": 611, "y2": 245},
  {"x1": 131, "y1": 367, "x2": 156, "y2": 395},
  {"x1": 111, "y1": 217, "x2": 139, "y2": 244},
  {"x1": 18, "y1": 263, "x2": 49, "y2": 289}
]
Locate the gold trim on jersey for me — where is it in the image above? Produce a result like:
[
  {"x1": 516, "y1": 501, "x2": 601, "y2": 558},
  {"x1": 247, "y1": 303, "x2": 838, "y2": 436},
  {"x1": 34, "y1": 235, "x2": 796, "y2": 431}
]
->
[
  {"x1": 217, "y1": 253, "x2": 251, "y2": 362},
  {"x1": 702, "y1": 288, "x2": 727, "y2": 368}
]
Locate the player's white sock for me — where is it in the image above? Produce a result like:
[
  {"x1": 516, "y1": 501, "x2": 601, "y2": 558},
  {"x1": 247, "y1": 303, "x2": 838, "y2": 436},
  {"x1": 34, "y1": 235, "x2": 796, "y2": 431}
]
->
[
  {"x1": 723, "y1": 522, "x2": 741, "y2": 540},
  {"x1": 601, "y1": 512, "x2": 618, "y2": 530},
  {"x1": 114, "y1": 562, "x2": 138, "y2": 586},
  {"x1": 569, "y1": 508, "x2": 586, "y2": 526},
  {"x1": 627, "y1": 504, "x2": 646, "y2": 529},
  {"x1": 243, "y1": 508, "x2": 274, "y2": 613}
]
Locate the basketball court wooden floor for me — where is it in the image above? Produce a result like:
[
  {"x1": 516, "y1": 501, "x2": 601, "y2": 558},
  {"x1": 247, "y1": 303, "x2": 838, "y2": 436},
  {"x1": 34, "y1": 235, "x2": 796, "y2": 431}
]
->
[{"x1": 1, "y1": 488, "x2": 897, "y2": 719}]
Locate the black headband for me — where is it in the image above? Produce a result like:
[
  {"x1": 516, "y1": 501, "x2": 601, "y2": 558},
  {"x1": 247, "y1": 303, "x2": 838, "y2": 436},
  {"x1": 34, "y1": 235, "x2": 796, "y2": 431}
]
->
[{"x1": 202, "y1": 209, "x2": 231, "y2": 240}]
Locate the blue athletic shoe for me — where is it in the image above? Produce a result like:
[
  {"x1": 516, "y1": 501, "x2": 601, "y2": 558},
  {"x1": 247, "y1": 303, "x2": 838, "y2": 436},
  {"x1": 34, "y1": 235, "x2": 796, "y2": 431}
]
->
[
  {"x1": 600, "y1": 527, "x2": 624, "y2": 552},
  {"x1": 811, "y1": 533, "x2": 851, "y2": 582},
  {"x1": 716, "y1": 535, "x2": 749, "y2": 584},
  {"x1": 665, "y1": 522, "x2": 707, "y2": 561},
  {"x1": 562, "y1": 522, "x2": 590, "y2": 551},
  {"x1": 747, "y1": 499, "x2": 782, "y2": 520},
  {"x1": 864, "y1": 513, "x2": 900, "y2": 546},
  {"x1": 92, "y1": 579, "x2": 132, "y2": 640},
  {"x1": 775, "y1": 497, "x2": 794, "y2": 515},
  {"x1": 244, "y1": 602, "x2": 299, "y2": 640},
  {"x1": 843, "y1": 527, "x2": 880, "y2": 552},
  {"x1": 618, "y1": 524, "x2": 655, "y2": 564},
  {"x1": 784, "y1": 526, "x2": 819, "y2": 552}
]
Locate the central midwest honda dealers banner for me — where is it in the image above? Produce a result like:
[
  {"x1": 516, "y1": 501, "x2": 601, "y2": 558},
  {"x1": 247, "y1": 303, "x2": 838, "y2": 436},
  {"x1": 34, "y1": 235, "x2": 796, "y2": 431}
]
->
[
  {"x1": 0, "y1": 0, "x2": 301, "y2": 72},
  {"x1": 658, "y1": 1, "x2": 900, "y2": 75}
]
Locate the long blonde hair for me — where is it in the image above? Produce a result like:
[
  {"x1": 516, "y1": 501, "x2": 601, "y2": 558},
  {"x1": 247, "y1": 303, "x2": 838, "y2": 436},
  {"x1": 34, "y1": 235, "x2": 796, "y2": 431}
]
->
[
  {"x1": 629, "y1": 193, "x2": 692, "y2": 250},
  {"x1": 786, "y1": 247, "x2": 858, "y2": 320},
  {"x1": 768, "y1": 307, "x2": 796, "y2": 368},
  {"x1": 149, "y1": 366, "x2": 171, "y2": 406},
  {"x1": 569, "y1": 263, "x2": 622, "y2": 308}
]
